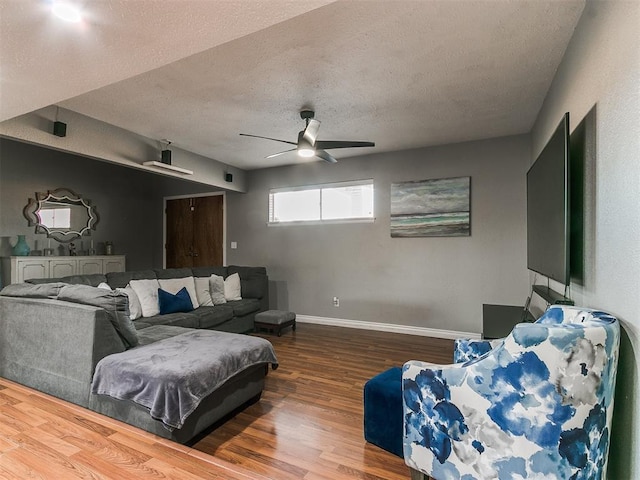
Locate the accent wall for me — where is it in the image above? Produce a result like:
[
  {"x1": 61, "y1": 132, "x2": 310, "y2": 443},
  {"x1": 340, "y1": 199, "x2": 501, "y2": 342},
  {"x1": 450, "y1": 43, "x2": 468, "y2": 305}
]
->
[{"x1": 226, "y1": 134, "x2": 531, "y2": 335}]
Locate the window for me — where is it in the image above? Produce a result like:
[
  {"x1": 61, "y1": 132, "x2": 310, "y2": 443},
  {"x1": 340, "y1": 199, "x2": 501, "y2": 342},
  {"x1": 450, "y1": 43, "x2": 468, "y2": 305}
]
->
[{"x1": 269, "y1": 180, "x2": 374, "y2": 224}]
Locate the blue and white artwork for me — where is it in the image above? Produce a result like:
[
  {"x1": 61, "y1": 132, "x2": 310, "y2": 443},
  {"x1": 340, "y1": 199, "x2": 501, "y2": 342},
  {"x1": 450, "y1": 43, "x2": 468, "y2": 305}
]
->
[{"x1": 390, "y1": 176, "x2": 470, "y2": 237}]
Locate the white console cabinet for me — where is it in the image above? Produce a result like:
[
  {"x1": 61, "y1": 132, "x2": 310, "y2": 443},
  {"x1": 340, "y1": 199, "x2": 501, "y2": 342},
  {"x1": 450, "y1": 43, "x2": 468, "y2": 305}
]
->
[{"x1": 1, "y1": 255, "x2": 126, "y2": 285}]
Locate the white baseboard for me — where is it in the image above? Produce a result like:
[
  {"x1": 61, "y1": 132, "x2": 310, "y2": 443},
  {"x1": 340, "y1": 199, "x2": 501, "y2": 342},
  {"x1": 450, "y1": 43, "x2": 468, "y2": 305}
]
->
[{"x1": 296, "y1": 315, "x2": 481, "y2": 340}]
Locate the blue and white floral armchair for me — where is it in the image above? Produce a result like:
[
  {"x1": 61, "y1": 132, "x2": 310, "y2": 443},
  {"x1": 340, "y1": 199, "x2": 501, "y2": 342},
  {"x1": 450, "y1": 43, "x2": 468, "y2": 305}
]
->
[{"x1": 402, "y1": 305, "x2": 620, "y2": 480}]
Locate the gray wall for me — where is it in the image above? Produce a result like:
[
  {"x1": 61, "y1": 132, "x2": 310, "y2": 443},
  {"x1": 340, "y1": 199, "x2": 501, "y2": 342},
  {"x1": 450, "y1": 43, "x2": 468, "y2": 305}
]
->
[
  {"x1": 531, "y1": 1, "x2": 640, "y2": 478},
  {"x1": 0, "y1": 138, "x2": 217, "y2": 270},
  {"x1": 227, "y1": 134, "x2": 530, "y2": 334},
  {"x1": 0, "y1": 106, "x2": 247, "y2": 192}
]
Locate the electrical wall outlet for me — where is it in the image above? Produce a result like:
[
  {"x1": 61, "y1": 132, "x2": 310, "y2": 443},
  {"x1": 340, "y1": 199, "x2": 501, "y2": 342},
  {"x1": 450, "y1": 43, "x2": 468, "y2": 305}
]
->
[
  {"x1": 230, "y1": 241, "x2": 237, "y2": 249},
  {"x1": 333, "y1": 296, "x2": 339, "y2": 307}
]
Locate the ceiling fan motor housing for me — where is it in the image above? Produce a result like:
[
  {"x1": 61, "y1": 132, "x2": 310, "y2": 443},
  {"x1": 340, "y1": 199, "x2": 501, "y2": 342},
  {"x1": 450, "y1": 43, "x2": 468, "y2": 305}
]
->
[{"x1": 300, "y1": 110, "x2": 315, "y2": 121}]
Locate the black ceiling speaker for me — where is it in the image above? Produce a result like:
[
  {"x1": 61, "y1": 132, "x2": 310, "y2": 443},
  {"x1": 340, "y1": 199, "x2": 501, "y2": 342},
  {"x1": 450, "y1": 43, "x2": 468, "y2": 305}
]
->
[
  {"x1": 240, "y1": 110, "x2": 375, "y2": 164},
  {"x1": 161, "y1": 149, "x2": 172, "y2": 165},
  {"x1": 53, "y1": 121, "x2": 67, "y2": 137},
  {"x1": 225, "y1": 172, "x2": 233, "y2": 182}
]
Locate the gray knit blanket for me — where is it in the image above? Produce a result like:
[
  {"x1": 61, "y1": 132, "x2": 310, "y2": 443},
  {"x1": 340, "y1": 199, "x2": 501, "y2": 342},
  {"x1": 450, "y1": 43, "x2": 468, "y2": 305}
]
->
[{"x1": 91, "y1": 330, "x2": 278, "y2": 430}]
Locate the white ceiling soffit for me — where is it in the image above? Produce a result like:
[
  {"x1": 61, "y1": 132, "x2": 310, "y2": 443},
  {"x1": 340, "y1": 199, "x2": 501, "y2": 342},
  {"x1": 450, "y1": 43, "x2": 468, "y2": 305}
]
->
[
  {"x1": 3, "y1": 1, "x2": 585, "y2": 171},
  {"x1": 0, "y1": 0, "x2": 335, "y2": 121}
]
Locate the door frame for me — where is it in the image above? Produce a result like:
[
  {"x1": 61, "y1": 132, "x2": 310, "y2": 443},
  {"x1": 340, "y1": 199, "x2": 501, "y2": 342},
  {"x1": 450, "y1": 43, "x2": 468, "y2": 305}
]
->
[{"x1": 163, "y1": 191, "x2": 227, "y2": 268}]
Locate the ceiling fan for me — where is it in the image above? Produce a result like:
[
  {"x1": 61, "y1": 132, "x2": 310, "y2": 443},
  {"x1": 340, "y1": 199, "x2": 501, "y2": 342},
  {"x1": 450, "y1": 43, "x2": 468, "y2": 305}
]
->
[{"x1": 240, "y1": 110, "x2": 375, "y2": 164}]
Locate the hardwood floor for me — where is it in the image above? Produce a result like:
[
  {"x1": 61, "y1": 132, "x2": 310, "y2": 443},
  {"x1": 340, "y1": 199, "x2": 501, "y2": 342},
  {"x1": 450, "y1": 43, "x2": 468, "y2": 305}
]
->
[
  {"x1": 0, "y1": 323, "x2": 454, "y2": 479},
  {"x1": 193, "y1": 324, "x2": 454, "y2": 479}
]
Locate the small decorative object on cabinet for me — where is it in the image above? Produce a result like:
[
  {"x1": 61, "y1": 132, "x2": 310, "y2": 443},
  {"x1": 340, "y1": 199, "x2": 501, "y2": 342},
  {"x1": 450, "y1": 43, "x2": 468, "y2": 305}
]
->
[{"x1": 11, "y1": 235, "x2": 31, "y2": 256}]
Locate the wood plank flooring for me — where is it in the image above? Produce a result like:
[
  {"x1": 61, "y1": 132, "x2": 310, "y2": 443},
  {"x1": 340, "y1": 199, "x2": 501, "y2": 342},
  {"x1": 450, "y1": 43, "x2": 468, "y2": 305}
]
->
[
  {"x1": 193, "y1": 323, "x2": 454, "y2": 479},
  {"x1": 0, "y1": 323, "x2": 453, "y2": 479}
]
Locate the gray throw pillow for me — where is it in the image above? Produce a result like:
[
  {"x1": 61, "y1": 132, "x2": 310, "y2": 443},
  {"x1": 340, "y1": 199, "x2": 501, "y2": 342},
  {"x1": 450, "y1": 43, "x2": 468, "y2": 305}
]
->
[{"x1": 57, "y1": 284, "x2": 139, "y2": 348}]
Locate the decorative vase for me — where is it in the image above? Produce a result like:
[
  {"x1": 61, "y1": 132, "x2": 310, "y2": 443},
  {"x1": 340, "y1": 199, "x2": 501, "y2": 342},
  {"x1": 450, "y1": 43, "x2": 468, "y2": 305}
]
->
[{"x1": 12, "y1": 235, "x2": 31, "y2": 256}]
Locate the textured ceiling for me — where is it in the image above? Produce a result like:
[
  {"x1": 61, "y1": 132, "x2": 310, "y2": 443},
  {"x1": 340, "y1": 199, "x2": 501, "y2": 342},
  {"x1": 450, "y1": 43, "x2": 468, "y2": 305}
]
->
[{"x1": 1, "y1": 0, "x2": 585, "y2": 170}]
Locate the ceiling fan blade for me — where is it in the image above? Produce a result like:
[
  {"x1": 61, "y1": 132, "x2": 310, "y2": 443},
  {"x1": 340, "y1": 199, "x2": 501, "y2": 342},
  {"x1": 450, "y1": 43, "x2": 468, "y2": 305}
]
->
[
  {"x1": 314, "y1": 140, "x2": 375, "y2": 150},
  {"x1": 239, "y1": 133, "x2": 297, "y2": 146},
  {"x1": 265, "y1": 148, "x2": 296, "y2": 159},
  {"x1": 303, "y1": 119, "x2": 321, "y2": 145},
  {"x1": 315, "y1": 150, "x2": 338, "y2": 164}
]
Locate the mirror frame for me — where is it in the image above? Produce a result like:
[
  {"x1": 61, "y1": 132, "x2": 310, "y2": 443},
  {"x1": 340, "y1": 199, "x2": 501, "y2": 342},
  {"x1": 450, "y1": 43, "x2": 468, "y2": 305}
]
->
[{"x1": 23, "y1": 188, "x2": 99, "y2": 243}]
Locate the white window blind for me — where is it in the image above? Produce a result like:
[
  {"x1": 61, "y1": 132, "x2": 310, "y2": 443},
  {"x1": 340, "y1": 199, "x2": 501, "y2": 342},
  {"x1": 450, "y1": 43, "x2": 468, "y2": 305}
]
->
[{"x1": 269, "y1": 179, "x2": 374, "y2": 224}]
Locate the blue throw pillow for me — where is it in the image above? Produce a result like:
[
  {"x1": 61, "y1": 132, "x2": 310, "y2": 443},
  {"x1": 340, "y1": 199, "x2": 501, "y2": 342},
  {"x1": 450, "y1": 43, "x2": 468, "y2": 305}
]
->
[{"x1": 158, "y1": 287, "x2": 194, "y2": 315}]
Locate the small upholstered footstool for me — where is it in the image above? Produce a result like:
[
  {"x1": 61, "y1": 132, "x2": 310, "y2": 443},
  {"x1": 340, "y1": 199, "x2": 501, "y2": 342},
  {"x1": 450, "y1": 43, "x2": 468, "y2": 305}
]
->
[
  {"x1": 254, "y1": 310, "x2": 296, "y2": 336},
  {"x1": 363, "y1": 366, "x2": 403, "y2": 457}
]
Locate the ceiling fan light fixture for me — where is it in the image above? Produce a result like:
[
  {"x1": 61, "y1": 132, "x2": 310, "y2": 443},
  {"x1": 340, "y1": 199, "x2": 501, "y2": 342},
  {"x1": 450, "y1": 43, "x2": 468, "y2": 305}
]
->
[
  {"x1": 51, "y1": 1, "x2": 82, "y2": 22},
  {"x1": 297, "y1": 147, "x2": 315, "y2": 158},
  {"x1": 297, "y1": 135, "x2": 315, "y2": 157}
]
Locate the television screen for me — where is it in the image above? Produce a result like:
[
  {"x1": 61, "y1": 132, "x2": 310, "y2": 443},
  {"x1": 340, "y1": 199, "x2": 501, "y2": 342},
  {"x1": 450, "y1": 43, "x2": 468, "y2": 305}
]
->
[{"x1": 527, "y1": 113, "x2": 570, "y2": 285}]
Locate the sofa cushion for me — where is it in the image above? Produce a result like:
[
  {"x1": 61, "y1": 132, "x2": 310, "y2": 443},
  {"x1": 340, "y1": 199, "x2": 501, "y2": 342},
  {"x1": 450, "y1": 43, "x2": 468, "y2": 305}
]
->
[
  {"x1": 226, "y1": 299, "x2": 261, "y2": 317},
  {"x1": 189, "y1": 305, "x2": 234, "y2": 329},
  {"x1": 158, "y1": 276, "x2": 199, "y2": 308},
  {"x1": 158, "y1": 287, "x2": 194, "y2": 315},
  {"x1": 133, "y1": 320, "x2": 153, "y2": 330},
  {"x1": 191, "y1": 266, "x2": 228, "y2": 278},
  {"x1": 129, "y1": 279, "x2": 161, "y2": 317},
  {"x1": 227, "y1": 265, "x2": 267, "y2": 277},
  {"x1": 154, "y1": 268, "x2": 193, "y2": 280},
  {"x1": 56, "y1": 274, "x2": 108, "y2": 286},
  {"x1": 106, "y1": 270, "x2": 156, "y2": 288},
  {"x1": 139, "y1": 312, "x2": 199, "y2": 329},
  {"x1": 135, "y1": 325, "x2": 194, "y2": 346},
  {"x1": 238, "y1": 274, "x2": 266, "y2": 299},
  {"x1": 224, "y1": 273, "x2": 242, "y2": 301},
  {"x1": 194, "y1": 276, "x2": 214, "y2": 306},
  {"x1": 209, "y1": 275, "x2": 227, "y2": 305},
  {"x1": 57, "y1": 284, "x2": 139, "y2": 348},
  {"x1": 115, "y1": 286, "x2": 143, "y2": 320},
  {"x1": 227, "y1": 266, "x2": 267, "y2": 299}
]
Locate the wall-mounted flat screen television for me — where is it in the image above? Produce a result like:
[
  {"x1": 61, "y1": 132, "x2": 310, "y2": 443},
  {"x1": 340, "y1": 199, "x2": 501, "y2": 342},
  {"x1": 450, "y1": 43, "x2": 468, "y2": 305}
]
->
[{"x1": 527, "y1": 113, "x2": 570, "y2": 285}]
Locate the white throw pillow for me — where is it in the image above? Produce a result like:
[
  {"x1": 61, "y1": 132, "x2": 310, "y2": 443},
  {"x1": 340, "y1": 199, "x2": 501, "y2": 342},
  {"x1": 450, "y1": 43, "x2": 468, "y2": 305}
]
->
[
  {"x1": 158, "y1": 276, "x2": 200, "y2": 309},
  {"x1": 194, "y1": 277, "x2": 214, "y2": 307},
  {"x1": 116, "y1": 285, "x2": 143, "y2": 320},
  {"x1": 224, "y1": 272, "x2": 242, "y2": 301},
  {"x1": 209, "y1": 274, "x2": 227, "y2": 305},
  {"x1": 97, "y1": 282, "x2": 112, "y2": 290},
  {"x1": 129, "y1": 279, "x2": 160, "y2": 317}
]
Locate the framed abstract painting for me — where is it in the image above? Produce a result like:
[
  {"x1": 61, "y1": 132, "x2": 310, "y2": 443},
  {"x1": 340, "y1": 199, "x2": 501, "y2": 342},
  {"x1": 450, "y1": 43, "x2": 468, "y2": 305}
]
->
[{"x1": 390, "y1": 176, "x2": 470, "y2": 237}]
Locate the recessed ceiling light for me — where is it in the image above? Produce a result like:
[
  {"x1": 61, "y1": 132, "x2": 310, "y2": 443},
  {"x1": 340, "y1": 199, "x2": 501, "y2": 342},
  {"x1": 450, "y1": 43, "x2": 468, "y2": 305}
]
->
[{"x1": 51, "y1": 1, "x2": 82, "y2": 23}]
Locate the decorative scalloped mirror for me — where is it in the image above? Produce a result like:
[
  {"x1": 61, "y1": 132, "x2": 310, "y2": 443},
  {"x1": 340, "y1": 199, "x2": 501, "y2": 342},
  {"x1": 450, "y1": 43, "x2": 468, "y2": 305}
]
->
[{"x1": 23, "y1": 188, "x2": 99, "y2": 243}]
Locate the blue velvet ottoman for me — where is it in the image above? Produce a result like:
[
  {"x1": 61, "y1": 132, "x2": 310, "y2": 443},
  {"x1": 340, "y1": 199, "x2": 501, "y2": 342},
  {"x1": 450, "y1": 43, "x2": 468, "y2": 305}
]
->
[{"x1": 363, "y1": 366, "x2": 403, "y2": 457}]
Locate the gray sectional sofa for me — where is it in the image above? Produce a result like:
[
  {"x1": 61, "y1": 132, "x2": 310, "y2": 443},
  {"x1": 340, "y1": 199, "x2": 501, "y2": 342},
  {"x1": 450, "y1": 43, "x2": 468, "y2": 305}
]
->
[
  {"x1": 0, "y1": 265, "x2": 276, "y2": 444},
  {"x1": 29, "y1": 265, "x2": 269, "y2": 334}
]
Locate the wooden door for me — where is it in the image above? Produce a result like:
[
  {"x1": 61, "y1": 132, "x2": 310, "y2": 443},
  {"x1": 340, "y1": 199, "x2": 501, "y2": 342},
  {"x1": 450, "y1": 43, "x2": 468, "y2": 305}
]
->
[
  {"x1": 166, "y1": 195, "x2": 223, "y2": 268},
  {"x1": 192, "y1": 196, "x2": 223, "y2": 267}
]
